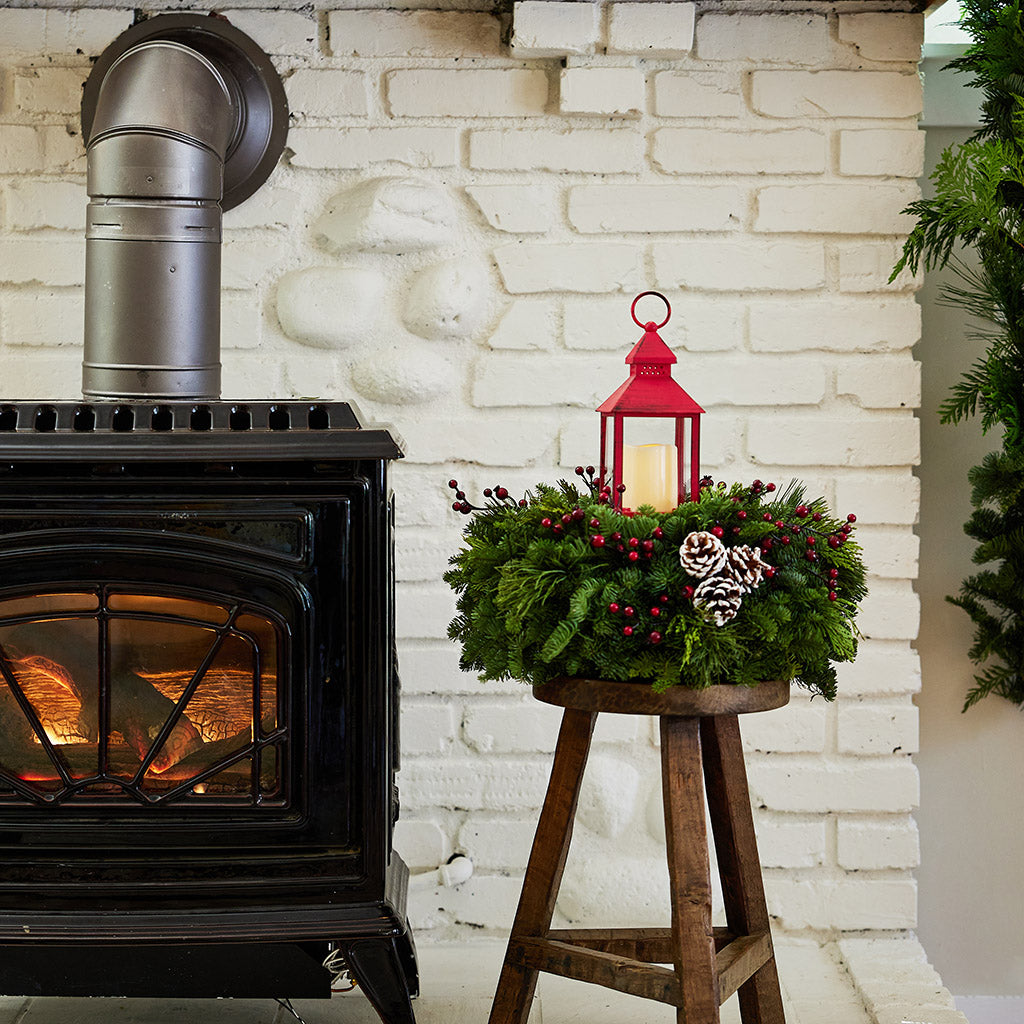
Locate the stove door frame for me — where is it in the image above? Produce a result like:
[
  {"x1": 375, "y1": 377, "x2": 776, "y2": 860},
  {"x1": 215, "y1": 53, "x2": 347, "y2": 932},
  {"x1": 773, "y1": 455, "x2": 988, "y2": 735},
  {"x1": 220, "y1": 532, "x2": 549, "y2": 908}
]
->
[{"x1": 0, "y1": 484, "x2": 390, "y2": 906}]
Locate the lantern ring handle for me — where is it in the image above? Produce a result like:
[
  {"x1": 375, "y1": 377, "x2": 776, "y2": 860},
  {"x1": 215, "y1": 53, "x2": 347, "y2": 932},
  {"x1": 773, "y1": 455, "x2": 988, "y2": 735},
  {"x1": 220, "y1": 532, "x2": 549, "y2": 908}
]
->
[{"x1": 631, "y1": 291, "x2": 671, "y2": 329}]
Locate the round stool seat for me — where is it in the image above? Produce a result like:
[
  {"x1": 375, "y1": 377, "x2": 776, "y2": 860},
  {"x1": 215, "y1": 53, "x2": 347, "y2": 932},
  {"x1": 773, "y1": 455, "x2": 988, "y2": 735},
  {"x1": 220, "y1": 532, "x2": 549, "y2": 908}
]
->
[{"x1": 532, "y1": 677, "x2": 789, "y2": 717}]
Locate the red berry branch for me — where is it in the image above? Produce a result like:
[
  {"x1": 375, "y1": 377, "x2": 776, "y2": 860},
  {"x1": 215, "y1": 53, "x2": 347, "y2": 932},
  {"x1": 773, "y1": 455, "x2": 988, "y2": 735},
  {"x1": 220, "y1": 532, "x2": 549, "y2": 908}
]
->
[{"x1": 447, "y1": 478, "x2": 527, "y2": 514}]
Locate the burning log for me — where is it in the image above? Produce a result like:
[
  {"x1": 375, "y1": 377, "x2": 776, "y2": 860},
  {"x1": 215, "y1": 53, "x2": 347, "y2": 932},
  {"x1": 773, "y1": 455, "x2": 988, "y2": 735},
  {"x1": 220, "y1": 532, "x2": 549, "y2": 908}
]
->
[
  {"x1": 1, "y1": 626, "x2": 203, "y2": 774},
  {"x1": 80, "y1": 668, "x2": 205, "y2": 774}
]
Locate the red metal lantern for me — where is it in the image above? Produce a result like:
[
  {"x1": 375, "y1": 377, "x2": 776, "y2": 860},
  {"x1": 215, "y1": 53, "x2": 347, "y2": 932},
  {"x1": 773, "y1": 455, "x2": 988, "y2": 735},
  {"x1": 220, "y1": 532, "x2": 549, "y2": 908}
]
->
[{"x1": 598, "y1": 292, "x2": 703, "y2": 511}]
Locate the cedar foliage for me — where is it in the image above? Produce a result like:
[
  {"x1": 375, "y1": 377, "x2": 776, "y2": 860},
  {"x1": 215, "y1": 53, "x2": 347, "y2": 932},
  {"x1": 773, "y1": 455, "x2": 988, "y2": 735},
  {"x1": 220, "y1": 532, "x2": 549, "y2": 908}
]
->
[
  {"x1": 445, "y1": 479, "x2": 867, "y2": 700},
  {"x1": 892, "y1": 0, "x2": 1024, "y2": 708}
]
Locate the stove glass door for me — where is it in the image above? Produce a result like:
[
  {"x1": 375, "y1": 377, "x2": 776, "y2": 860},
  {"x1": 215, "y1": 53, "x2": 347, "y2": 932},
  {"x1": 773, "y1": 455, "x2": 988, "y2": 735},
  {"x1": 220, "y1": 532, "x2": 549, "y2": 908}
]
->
[{"x1": 0, "y1": 590, "x2": 285, "y2": 807}]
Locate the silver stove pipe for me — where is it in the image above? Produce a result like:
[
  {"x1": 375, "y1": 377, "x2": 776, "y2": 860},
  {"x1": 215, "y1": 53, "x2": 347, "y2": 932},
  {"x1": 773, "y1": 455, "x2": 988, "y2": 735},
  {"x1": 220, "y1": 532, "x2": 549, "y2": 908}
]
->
[
  {"x1": 83, "y1": 40, "x2": 237, "y2": 401},
  {"x1": 81, "y1": 15, "x2": 288, "y2": 402}
]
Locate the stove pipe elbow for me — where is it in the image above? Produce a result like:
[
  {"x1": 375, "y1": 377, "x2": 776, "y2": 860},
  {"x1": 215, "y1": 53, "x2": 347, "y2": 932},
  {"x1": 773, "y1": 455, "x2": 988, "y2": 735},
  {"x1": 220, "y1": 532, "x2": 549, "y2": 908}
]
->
[{"x1": 83, "y1": 41, "x2": 237, "y2": 401}]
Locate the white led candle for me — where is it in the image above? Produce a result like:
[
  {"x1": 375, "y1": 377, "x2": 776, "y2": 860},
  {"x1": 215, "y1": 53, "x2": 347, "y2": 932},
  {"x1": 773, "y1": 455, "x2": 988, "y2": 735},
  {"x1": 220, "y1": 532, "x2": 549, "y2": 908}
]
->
[{"x1": 621, "y1": 443, "x2": 678, "y2": 512}]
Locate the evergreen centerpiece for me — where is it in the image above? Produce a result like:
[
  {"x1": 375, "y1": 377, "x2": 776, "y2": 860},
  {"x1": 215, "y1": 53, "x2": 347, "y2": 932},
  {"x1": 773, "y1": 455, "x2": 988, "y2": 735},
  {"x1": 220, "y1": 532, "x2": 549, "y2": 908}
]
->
[{"x1": 444, "y1": 472, "x2": 867, "y2": 699}]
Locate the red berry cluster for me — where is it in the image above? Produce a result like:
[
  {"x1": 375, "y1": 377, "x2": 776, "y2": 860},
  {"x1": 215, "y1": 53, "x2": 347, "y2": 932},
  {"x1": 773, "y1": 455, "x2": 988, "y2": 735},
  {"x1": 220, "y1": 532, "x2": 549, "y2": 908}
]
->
[
  {"x1": 593, "y1": 526, "x2": 665, "y2": 560},
  {"x1": 539, "y1": 505, "x2": 587, "y2": 537},
  {"x1": 608, "y1": 593, "x2": 670, "y2": 644},
  {"x1": 574, "y1": 465, "x2": 625, "y2": 506},
  {"x1": 700, "y1": 478, "x2": 858, "y2": 603},
  {"x1": 746, "y1": 478, "x2": 777, "y2": 497},
  {"x1": 447, "y1": 478, "x2": 527, "y2": 515},
  {"x1": 755, "y1": 504, "x2": 857, "y2": 600}
]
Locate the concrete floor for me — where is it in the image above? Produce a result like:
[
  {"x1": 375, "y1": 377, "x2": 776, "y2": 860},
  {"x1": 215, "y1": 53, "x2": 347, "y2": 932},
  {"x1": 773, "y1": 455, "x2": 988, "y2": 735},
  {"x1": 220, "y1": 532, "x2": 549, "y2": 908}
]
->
[{"x1": 0, "y1": 936, "x2": 880, "y2": 1024}]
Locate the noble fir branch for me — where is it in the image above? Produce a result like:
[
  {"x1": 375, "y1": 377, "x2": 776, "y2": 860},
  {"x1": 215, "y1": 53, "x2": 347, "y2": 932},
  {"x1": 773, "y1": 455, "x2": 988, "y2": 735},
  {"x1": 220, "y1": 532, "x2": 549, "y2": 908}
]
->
[
  {"x1": 967, "y1": 447, "x2": 1024, "y2": 508},
  {"x1": 950, "y1": 1, "x2": 1024, "y2": 143},
  {"x1": 891, "y1": 0, "x2": 1024, "y2": 710},
  {"x1": 892, "y1": 137, "x2": 1024, "y2": 278}
]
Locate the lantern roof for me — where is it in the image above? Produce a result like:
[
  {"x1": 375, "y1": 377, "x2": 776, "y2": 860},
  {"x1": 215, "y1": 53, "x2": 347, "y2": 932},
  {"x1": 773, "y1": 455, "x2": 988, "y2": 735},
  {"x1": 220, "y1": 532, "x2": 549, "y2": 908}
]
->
[{"x1": 597, "y1": 321, "x2": 704, "y2": 416}]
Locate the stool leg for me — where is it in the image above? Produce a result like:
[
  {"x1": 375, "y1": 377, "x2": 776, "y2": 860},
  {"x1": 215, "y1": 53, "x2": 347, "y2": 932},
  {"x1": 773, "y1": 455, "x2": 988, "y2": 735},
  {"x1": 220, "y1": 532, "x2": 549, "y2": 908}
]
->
[
  {"x1": 700, "y1": 715, "x2": 786, "y2": 1024},
  {"x1": 661, "y1": 715, "x2": 719, "y2": 1024},
  {"x1": 489, "y1": 706, "x2": 598, "y2": 1024}
]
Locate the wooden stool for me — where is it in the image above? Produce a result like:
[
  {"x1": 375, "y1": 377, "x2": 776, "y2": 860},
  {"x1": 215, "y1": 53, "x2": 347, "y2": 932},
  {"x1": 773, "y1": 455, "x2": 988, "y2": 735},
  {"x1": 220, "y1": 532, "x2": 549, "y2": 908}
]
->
[{"x1": 488, "y1": 677, "x2": 790, "y2": 1024}]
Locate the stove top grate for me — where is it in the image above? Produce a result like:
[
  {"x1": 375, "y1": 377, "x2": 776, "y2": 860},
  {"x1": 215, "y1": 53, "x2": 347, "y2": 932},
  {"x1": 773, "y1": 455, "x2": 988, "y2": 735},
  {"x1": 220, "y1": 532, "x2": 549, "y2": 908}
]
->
[{"x1": 0, "y1": 402, "x2": 403, "y2": 461}]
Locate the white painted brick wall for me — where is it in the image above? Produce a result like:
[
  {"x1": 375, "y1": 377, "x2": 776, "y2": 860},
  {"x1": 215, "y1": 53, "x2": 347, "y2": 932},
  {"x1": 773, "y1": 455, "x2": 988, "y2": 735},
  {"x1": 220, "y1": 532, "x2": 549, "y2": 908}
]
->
[
  {"x1": 285, "y1": 70, "x2": 367, "y2": 118},
  {"x1": 568, "y1": 184, "x2": 743, "y2": 234},
  {"x1": 858, "y1": 580, "x2": 921, "y2": 640},
  {"x1": 494, "y1": 242, "x2": 641, "y2": 294},
  {"x1": 837, "y1": 241, "x2": 923, "y2": 293},
  {"x1": 0, "y1": 8, "x2": 132, "y2": 56},
  {"x1": 466, "y1": 186, "x2": 556, "y2": 234},
  {"x1": 740, "y1": 699, "x2": 828, "y2": 754},
  {"x1": 839, "y1": 936, "x2": 967, "y2": 1024},
  {"x1": 457, "y1": 817, "x2": 536, "y2": 870},
  {"x1": 754, "y1": 184, "x2": 919, "y2": 235},
  {"x1": 835, "y1": 472, "x2": 920, "y2": 525},
  {"x1": 0, "y1": 3, "x2": 927, "y2": 943},
  {"x1": 697, "y1": 13, "x2": 829, "y2": 66},
  {"x1": 564, "y1": 297, "x2": 743, "y2": 352},
  {"x1": 749, "y1": 300, "x2": 921, "y2": 354},
  {"x1": 0, "y1": 288, "x2": 81, "y2": 348},
  {"x1": 288, "y1": 127, "x2": 460, "y2": 169},
  {"x1": 652, "y1": 128, "x2": 827, "y2": 176},
  {"x1": 469, "y1": 128, "x2": 643, "y2": 173},
  {"x1": 855, "y1": 526, "x2": 920, "y2": 578},
  {"x1": 463, "y1": 698, "x2": 560, "y2": 754},
  {"x1": 838, "y1": 702, "x2": 919, "y2": 755},
  {"x1": 751, "y1": 70, "x2": 923, "y2": 119},
  {"x1": 838, "y1": 356, "x2": 922, "y2": 410},
  {"x1": 654, "y1": 71, "x2": 744, "y2": 117},
  {"x1": 0, "y1": 126, "x2": 48, "y2": 174},
  {"x1": 511, "y1": 2, "x2": 600, "y2": 58},
  {"x1": 5, "y1": 180, "x2": 86, "y2": 231},
  {"x1": 839, "y1": 129, "x2": 926, "y2": 178},
  {"x1": 606, "y1": 2, "x2": 695, "y2": 57},
  {"x1": 746, "y1": 415, "x2": 919, "y2": 467},
  {"x1": 223, "y1": 8, "x2": 318, "y2": 56},
  {"x1": 766, "y1": 877, "x2": 917, "y2": 930},
  {"x1": 0, "y1": 238, "x2": 84, "y2": 285},
  {"x1": 836, "y1": 643, "x2": 922, "y2": 697},
  {"x1": 559, "y1": 68, "x2": 644, "y2": 118},
  {"x1": 755, "y1": 815, "x2": 828, "y2": 869},
  {"x1": 748, "y1": 756, "x2": 920, "y2": 813},
  {"x1": 654, "y1": 241, "x2": 826, "y2": 292},
  {"x1": 838, "y1": 817, "x2": 920, "y2": 869},
  {"x1": 386, "y1": 69, "x2": 549, "y2": 119},
  {"x1": 222, "y1": 295, "x2": 262, "y2": 351},
  {"x1": 11, "y1": 67, "x2": 88, "y2": 116},
  {"x1": 400, "y1": 759, "x2": 550, "y2": 812},
  {"x1": 401, "y1": 700, "x2": 458, "y2": 755},
  {"x1": 838, "y1": 13, "x2": 924, "y2": 63},
  {"x1": 328, "y1": 9, "x2": 501, "y2": 58},
  {"x1": 393, "y1": 819, "x2": 450, "y2": 872}
]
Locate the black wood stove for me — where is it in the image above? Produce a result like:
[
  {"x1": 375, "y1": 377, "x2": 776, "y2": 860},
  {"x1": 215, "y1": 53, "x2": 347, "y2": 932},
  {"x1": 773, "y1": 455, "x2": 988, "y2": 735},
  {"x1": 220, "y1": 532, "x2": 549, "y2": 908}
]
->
[{"x1": 0, "y1": 400, "x2": 418, "y2": 1023}]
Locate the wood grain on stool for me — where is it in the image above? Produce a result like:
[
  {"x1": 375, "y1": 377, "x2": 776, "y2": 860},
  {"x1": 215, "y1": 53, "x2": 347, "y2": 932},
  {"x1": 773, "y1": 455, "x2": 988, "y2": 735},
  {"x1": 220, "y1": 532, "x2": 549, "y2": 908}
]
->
[{"x1": 489, "y1": 678, "x2": 788, "y2": 1024}]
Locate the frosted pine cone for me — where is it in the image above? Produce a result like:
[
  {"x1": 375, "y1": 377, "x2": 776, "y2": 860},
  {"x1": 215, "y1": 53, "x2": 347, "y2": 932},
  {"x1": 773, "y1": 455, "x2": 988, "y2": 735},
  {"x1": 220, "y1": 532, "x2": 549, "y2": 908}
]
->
[
  {"x1": 679, "y1": 531, "x2": 728, "y2": 578},
  {"x1": 724, "y1": 545, "x2": 769, "y2": 593},
  {"x1": 693, "y1": 576, "x2": 743, "y2": 626}
]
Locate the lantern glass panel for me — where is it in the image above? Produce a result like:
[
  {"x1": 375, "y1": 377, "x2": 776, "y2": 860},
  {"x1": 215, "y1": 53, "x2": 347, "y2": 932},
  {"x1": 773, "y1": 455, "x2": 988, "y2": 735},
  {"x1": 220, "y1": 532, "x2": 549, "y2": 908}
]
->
[{"x1": 603, "y1": 415, "x2": 692, "y2": 512}]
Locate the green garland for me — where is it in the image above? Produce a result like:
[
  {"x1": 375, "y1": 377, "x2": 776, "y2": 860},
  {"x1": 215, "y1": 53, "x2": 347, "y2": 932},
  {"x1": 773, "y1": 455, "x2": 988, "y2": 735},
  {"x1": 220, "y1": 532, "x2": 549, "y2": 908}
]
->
[
  {"x1": 892, "y1": 0, "x2": 1024, "y2": 708},
  {"x1": 445, "y1": 475, "x2": 867, "y2": 699}
]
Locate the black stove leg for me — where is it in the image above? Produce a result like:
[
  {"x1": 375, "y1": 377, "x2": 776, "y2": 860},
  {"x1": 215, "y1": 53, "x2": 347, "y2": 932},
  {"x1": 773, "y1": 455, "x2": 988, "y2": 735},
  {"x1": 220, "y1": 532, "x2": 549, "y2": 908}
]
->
[{"x1": 340, "y1": 931, "x2": 418, "y2": 1024}]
